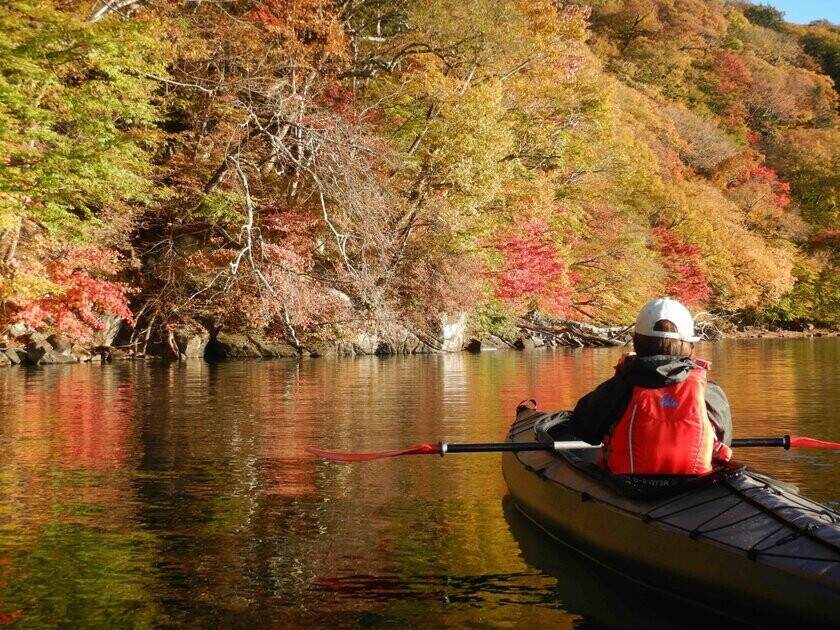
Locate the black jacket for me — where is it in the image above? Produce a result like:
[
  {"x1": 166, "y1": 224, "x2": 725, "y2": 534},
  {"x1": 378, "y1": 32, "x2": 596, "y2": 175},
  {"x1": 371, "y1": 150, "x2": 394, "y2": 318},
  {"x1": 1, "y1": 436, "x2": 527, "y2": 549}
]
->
[{"x1": 569, "y1": 354, "x2": 733, "y2": 446}]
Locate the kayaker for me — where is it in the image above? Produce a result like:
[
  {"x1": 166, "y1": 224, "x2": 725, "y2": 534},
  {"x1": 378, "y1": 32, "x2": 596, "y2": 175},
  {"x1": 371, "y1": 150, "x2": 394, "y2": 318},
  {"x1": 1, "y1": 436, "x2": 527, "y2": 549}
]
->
[{"x1": 570, "y1": 297, "x2": 733, "y2": 475}]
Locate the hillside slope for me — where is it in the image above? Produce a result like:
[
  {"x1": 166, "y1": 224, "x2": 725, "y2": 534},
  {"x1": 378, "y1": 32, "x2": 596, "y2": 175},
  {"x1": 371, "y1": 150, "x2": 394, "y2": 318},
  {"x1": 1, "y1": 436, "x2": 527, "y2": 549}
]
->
[{"x1": 1, "y1": 1, "x2": 837, "y2": 352}]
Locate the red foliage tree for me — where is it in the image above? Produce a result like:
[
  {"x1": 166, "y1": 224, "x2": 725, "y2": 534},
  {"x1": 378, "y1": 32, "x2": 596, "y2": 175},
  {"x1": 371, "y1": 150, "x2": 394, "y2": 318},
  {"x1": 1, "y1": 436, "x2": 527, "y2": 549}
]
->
[
  {"x1": 728, "y1": 164, "x2": 793, "y2": 213},
  {"x1": 12, "y1": 249, "x2": 135, "y2": 342},
  {"x1": 652, "y1": 227, "x2": 712, "y2": 307},
  {"x1": 491, "y1": 218, "x2": 575, "y2": 316},
  {"x1": 245, "y1": 0, "x2": 345, "y2": 56},
  {"x1": 714, "y1": 52, "x2": 752, "y2": 96},
  {"x1": 747, "y1": 165, "x2": 792, "y2": 208}
]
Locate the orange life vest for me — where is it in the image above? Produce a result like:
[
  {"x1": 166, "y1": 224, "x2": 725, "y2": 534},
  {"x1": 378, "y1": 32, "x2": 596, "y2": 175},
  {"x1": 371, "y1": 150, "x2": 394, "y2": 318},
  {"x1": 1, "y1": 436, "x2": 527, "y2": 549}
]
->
[{"x1": 601, "y1": 357, "x2": 717, "y2": 475}]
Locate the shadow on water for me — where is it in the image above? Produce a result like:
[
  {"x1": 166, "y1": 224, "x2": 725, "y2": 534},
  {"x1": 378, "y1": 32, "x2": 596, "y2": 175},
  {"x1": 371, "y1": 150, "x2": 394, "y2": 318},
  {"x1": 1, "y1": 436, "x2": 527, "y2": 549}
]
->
[{"x1": 500, "y1": 496, "x2": 763, "y2": 630}]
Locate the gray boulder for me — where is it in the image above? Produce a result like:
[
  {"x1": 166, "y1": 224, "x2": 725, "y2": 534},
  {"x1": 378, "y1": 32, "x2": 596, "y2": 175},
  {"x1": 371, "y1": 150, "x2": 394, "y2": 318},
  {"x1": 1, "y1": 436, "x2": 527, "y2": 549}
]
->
[
  {"x1": 207, "y1": 333, "x2": 262, "y2": 359},
  {"x1": 46, "y1": 334, "x2": 73, "y2": 355},
  {"x1": 514, "y1": 335, "x2": 542, "y2": 350},
  {"x1": 465, "y1": 335, "x2": 512, "y2": 353},
  {"x1": 7, "y1": 322, "x2": 28, "y2": 338},
  {"x1": 248, "y1": 336, "x2": 299, "y2": 358},
  {"x1": 174, "y1": 327, "x2": 210, "y2": 359},
  {"x1": 38, "y1": 352, "x2": 78, "y2": 365},
  {"x1": 352, "y1": 332, "x2": 380, "y2": 355},
  {"x1": 376, "y1": 326, "x2": 430, "y2": 355},
  {"x1": 23, "y1": 334, "x2": 52, "y2": 364},
  {"x1": 1, "y1": 346, "x2": 22, "y2": 365},
  {"x1": 24, "y1": 334, "x2": 78, "y2": 364},
  {"x1": 440, "y1": 313, "x2": 467, "y2": 353},
  {"x1": 92, "y1": 313, "x2": 124, "y2": 346},
  {"x1": 308, "y1": 343, "x2": 338, "y2": 358},
  {"x1": 208, "y1": 332, "x2": 298, "y2": 359},
  {"x1": 71, "y1": 344, "x2": 93, "y2": 362}
]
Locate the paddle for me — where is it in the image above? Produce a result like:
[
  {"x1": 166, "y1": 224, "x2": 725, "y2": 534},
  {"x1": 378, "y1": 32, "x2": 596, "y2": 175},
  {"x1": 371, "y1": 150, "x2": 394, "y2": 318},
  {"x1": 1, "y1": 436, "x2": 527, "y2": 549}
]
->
[
  {"x1": 306, "y1": 440, "x2": 600, "y2": 462},
  {"x1": 307, "y1": 435, "x2": 840, "y2": 462}
]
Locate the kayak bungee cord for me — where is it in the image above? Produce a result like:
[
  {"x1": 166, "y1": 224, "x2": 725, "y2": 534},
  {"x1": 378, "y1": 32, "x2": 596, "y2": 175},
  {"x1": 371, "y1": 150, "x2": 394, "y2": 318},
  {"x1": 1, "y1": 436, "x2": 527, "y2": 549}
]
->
[{"x1": 631, "y1": 474, "x2": 840, "y2": 561}]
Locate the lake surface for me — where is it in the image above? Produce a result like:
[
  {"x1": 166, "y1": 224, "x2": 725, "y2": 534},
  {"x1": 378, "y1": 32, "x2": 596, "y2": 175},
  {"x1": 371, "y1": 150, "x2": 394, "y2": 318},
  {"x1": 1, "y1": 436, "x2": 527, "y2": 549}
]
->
[{"x1": 0, "y1": 338, "x2": 837, "y2": 627}]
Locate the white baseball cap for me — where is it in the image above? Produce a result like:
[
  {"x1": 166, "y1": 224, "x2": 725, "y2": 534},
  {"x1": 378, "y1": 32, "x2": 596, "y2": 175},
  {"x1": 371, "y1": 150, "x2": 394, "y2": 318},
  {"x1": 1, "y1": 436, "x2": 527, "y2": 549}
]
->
[{"x1": 634, "y1": 297, "x2": 700, "y2": 343}]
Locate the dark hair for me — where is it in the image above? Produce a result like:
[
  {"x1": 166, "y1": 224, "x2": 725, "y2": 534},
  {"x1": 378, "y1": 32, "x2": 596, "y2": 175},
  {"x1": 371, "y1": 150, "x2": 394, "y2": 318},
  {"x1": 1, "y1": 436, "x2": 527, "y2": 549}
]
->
[{"x1": 633, "y1": 320, "x2": 695, "y2": 358}]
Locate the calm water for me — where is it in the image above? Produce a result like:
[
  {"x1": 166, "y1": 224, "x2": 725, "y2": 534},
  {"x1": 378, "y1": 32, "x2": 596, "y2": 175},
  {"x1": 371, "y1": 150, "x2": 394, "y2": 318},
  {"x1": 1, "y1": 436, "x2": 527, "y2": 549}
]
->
[{"x1": 0, "y1": 338, "x2": 837, "y2": 627}]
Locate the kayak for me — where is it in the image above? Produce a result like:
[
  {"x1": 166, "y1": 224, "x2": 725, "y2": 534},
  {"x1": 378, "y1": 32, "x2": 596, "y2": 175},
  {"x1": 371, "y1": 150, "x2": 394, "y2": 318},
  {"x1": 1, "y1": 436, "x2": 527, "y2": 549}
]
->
[{"x1": 502, "y1": 403, "x2": 840, "y2": 627}]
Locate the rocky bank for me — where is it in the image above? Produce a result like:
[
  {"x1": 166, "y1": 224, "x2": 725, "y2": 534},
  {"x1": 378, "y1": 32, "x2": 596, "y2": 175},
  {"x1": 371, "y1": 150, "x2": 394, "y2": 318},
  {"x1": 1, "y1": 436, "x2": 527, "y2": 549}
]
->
[{"x1": 1, "y1": 312, "x2": 837, "y2": 368}]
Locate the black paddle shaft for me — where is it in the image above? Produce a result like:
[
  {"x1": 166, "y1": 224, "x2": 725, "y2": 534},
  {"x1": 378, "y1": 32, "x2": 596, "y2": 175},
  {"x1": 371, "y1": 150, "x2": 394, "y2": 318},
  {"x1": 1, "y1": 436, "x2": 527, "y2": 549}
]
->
[
  {"x1": 442, "y1": 442, "x2": 551, "y2": 454},
  {"x1": 440, "y1": 441, "x2": 589, "y2": 454},
  {"x1": 731, "y1": 436, "x2": 790, "y2": 449}
]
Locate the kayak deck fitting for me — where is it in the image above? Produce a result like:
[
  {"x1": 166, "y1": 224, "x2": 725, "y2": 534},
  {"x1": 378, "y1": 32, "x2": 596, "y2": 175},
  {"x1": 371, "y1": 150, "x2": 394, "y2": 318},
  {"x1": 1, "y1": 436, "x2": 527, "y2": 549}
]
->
[{"x1": 502, "y1": 404, "x2": 840, "y2": 627}]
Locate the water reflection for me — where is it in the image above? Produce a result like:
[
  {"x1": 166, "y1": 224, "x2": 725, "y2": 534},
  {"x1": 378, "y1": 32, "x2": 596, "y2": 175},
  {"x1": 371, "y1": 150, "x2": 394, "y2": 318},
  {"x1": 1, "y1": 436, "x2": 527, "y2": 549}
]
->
[
  {"x1": 0, "y1": 339, "x2": 837, "y2": 626},
  {"x1": 500, "y1": 496, "x2": 759, "y2": 630}
]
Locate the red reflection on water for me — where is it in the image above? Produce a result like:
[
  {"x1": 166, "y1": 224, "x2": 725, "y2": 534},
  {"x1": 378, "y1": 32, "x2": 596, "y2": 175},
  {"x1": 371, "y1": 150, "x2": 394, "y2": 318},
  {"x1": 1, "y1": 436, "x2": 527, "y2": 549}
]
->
[
  {"x1": 52, "y1": 369, "x2": 136, "y2": 468},
  {"x1": 257, "y1": 367, "x2": 319, "y2": 499},
  {"x1": 1, "y1": 365, "x2": 143, "y2": 539},
  {"x1": 4, "y1": 366, "x2": 137, "y2": 470}
]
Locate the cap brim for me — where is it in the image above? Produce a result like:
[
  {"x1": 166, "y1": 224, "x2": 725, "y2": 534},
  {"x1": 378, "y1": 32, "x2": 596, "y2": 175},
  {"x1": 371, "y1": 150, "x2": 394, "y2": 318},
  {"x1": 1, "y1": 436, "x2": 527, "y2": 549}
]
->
[{"x1": 643, "y1": 331, "x2": 701, "y2": 343}]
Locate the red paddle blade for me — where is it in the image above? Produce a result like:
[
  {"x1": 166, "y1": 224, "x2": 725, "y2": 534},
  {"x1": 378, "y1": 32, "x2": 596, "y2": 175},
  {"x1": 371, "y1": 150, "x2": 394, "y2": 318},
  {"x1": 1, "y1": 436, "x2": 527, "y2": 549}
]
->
[
  {"x1": 306, "y1": 443, "x2": 441, "y2": 462},
  {"x1": 790, "y1": 436, "x2": 840, "y2": 450}
]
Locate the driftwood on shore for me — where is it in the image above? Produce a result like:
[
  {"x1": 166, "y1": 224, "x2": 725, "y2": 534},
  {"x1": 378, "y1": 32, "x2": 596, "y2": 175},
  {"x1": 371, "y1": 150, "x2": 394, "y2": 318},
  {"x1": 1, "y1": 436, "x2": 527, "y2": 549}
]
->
[{"x1": 518, "y1": 312, "x2": 633, "y2": 348}]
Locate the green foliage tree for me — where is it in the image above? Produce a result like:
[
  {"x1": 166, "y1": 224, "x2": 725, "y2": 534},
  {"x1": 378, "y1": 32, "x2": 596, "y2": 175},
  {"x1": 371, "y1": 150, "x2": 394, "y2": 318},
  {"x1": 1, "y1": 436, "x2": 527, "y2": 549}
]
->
[
  {"x1": 764, "y1": 128, "x2": 840, "y2": 229},
  {"x1": 801, "y1": 24, "x2": 840, "y2": 94},
  {"x1": 0, "y1": 1, "x2": 172, "y2": 339},
  {"x1": 742, "y1": 3, "x2": 785, "y2": 31}
]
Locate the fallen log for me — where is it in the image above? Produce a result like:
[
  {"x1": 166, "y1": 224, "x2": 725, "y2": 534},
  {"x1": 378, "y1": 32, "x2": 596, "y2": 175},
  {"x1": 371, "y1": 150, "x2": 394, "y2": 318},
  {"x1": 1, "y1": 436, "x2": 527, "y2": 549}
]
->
[{"x1": 518, "y1": 312, "x2": 632, "y2": 347}]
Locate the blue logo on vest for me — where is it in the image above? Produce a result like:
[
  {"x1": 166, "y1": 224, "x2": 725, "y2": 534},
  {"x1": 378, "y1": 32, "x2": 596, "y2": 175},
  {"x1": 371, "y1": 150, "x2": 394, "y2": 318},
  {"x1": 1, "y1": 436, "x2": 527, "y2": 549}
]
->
[{"x1": 660, "y1": 393, "x2": 680, "y2": 408}]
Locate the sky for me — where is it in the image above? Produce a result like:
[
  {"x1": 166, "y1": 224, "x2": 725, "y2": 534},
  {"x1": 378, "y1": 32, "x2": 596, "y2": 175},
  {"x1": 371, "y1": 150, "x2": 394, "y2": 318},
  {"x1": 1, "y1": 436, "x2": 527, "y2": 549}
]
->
[{"x1": 764, "y1": 1, "x2": 840, "y2": 25}]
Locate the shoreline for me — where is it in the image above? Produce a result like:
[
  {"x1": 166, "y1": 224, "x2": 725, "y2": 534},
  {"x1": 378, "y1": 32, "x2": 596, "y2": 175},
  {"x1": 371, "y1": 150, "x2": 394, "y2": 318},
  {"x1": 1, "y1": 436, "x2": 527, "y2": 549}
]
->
[
  {"x1": 726, "y1": 328, "x2": 840, "y2": 340},
  {"x1": 1, "y1": 325, "x2": 838, "y2": 369}
]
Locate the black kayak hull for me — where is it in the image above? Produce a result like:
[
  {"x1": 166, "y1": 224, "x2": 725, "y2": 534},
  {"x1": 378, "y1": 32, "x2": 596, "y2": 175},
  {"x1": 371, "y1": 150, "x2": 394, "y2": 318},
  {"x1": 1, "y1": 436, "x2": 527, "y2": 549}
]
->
[{"x1": 502, "y1": 406, "x2": 840, "y2": 627}]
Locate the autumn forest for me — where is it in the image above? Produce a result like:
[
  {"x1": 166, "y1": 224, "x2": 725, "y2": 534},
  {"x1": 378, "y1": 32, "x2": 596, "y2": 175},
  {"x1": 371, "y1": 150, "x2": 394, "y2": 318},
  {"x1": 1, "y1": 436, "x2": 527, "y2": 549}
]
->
[{"x1": 1, "y1": 0, "x2": 839, "y2": 354}]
